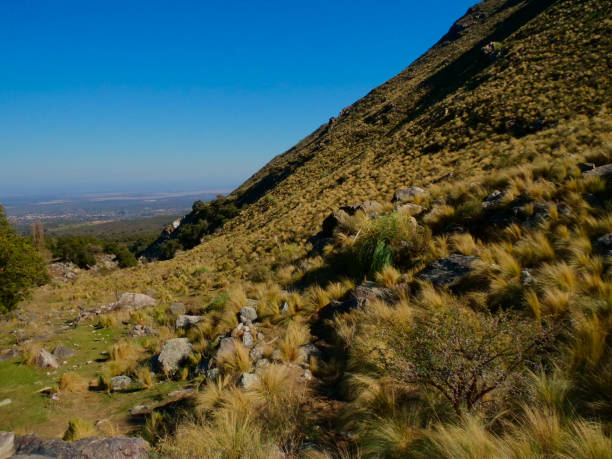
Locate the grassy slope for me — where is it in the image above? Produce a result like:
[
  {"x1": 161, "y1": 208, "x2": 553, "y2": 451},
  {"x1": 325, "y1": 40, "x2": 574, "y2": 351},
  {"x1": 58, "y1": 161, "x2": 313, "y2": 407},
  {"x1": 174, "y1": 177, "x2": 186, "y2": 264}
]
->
[{"x1": 1, "y1": 0, "x2": 611, "y2": 450}]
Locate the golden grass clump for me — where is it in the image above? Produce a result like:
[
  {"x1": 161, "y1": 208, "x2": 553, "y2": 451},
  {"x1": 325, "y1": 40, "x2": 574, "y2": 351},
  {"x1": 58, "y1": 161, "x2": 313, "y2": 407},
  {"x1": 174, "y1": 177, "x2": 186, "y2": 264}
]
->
[
  {"x1": 277, "y1": 320, "x2": 310, "y2": 362},
  {"x1": 375, "y1": 265, "x2": 401, "y2": 287},
  {"x1": 63, "y1": 418, "x2": 96, "y2": 441},
  {"x1": 59, "y1": 372, "x2": 88, "y2": 393}
]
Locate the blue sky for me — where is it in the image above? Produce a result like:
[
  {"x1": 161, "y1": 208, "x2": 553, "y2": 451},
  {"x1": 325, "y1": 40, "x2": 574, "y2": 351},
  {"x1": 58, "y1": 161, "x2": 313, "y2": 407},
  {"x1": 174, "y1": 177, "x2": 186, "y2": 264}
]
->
[{"x1": 0, "y1": 0, "x2": 475, "y2": 195}]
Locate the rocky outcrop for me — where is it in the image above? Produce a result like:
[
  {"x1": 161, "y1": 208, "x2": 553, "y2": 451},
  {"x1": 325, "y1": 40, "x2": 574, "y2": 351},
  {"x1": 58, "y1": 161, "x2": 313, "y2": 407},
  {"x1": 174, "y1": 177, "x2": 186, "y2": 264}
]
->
[
  {"x1": 113, "y1": 293, "x2": 156, "y2": 311},
  {"x1": 157, "y1": 338, "x2": 192, "y2": 375},
  {"x1": 12, "y1": 434, "x2": 149, "y2": 459},
  {"x1": 417, "y1": 254, "x2": 478, "y2": 287}
]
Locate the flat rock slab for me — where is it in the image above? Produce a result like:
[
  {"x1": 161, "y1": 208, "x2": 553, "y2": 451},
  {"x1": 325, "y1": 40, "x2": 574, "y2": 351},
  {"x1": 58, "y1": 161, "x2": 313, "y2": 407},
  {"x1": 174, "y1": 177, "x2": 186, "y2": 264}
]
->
[
  {"x1": 417, "y1": 254, "x2": 478, "y2": 287},
  {"x1": 13, "y1": 435, "x2": 149, "y2": 459}
]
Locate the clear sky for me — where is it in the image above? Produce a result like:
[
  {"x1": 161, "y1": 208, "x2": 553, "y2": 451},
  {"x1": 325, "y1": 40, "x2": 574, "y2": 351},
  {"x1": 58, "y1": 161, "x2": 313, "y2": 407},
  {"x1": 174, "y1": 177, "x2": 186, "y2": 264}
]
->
[{"x1": 0, "y1": 0, "x2": 476, "y2": 196}]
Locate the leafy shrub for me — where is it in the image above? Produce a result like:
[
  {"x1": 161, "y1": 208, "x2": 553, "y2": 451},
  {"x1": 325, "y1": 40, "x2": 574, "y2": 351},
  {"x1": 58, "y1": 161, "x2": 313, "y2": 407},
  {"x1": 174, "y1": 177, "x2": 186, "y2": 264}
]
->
[
  {"x1": 49, "y1": 236, "x2": 99, "y2": 268},
  {"x1": 0, "y1": 205, "x2": 48, "y2": 313}
]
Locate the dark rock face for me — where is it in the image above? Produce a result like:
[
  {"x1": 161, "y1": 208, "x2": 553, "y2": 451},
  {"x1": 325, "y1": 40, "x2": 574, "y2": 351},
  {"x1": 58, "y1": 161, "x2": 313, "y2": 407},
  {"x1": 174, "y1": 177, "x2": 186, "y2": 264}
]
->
[
  {"x1": 417, "y1": 254, "x2": 478, "y2": 287},
  {"x1": 13, "y1": 435, "x2": 149, "y2": 459}
]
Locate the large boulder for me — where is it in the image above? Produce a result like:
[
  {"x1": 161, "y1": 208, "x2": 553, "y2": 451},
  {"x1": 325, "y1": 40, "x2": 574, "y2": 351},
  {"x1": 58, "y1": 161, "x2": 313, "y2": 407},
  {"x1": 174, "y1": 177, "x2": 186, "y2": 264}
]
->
[
  {"x1": 52, "y1": 346, "x2": 76, "y2": 359},
  {"x1": 417, "y1": 254, "x2": 478, "y2": 287},
  {"x1": 13, "y1": 434, "x2": 149, "y2": 459},
  {"x1": 110, "y1": 375, "x2": 132, "y2": 392},
  {"x1": 157, "y1": 338, "x2": 193, "y2": 375},
  {"x1": 0, "y1": 431, "x2": 14, "y2": 459},
  {"x1": 114, "y1": 293, "x2": 156, "y2": 311},
  {"x1": 392, "y1": 187, "x2": 426, "y2": 203},
  {"x1": 36, "y1": 350, "x2": 58, "y2": 369},
  {"x1": 175, "y1": 315, "x2": 203, "y2": 329}
]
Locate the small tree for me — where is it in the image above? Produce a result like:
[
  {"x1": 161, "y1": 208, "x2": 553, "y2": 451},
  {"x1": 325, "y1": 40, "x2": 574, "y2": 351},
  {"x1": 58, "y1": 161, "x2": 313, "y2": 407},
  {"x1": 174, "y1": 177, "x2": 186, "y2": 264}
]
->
[
  {"x1": 0, "y1": 205, "x2": 48, "y2": 312},
  {"x1": 374, "y1": 306, "x2": 548, "y2": 417}
]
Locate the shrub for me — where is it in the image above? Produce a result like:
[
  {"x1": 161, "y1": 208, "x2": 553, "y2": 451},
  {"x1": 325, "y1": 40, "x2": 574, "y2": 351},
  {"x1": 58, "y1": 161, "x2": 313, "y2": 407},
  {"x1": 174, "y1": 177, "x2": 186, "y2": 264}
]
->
[
  {"x1": 63, "y1": 418, "x2": 96, "y2": 441},
  {"x1": 0, "y1": 205, "x2": 49, "y2": 313}
]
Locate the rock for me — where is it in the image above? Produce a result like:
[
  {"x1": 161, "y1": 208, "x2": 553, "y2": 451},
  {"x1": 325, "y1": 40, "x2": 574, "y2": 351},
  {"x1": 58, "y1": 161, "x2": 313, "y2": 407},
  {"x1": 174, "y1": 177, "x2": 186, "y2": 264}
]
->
[
  {"x1": 238, "y1": 372, "x2": 259, "y2": 390},
  {"x1": 353, "y1": 281, "x2": 394, "y2": 306},
  {"x1": 321, "y1": 201, "x2": 383, "y2": 236},
  {"x1": 206, "y1": 368, "x2": 220, "y2": 381},
  {"x1": 520, "y1": 270, "x2": 536, "y2": 288},
  {"x1": 242, "y1": 331, "x2": 254, "y2": 347},
  {"x1": 301, "y1": 369, "x2": 313, "y2": 382},
  {"x1": 578, "y1": 162, "x2": 596, "y2": 172},
  {"x1": 481, "y1": 41, "x2": 502, "y2": 60},
  {"x1": 270, "y1": 349, "x2": 283, "y2": 362},
  {"x1": 392, "y1": 187, "x2": 426, "y2": 203},
  {"x1": 255, "y1": 358, "x2": 270, "y2": 370},
  {"x1": 157, "y1": 338, "x2": 193, "y2": 375},
  {"x1": 175, "y1": 315, "x2": 203, "y2": 329},
  {"x1": 297, "y1": 344, "x2": 322, "y2": 364},
  {"x1": 239, "y1": 307, "x2": 257, "y2": 324},
  {"x1": 114, "y1": 293, "x2": 156, "y2": 311},
  {"x1": 583, "y1": 163, "x2": 612, "y2": 179},
  {"x1": 129, "y1": 405, "x2": 152, "y2": 416},
  {"x1": 482, "y1": 190, "x2": 505, "y2": 209},
  {"x1": 110, "y1": 375, "x2": 132, "y2": 392},
  {"x1": 36, "y1": 350, "x2": 58, "y2": 369},
  {"x1": 169, "y1": 303, "x2": 186, "y2": 315},
  {"x1": 596, "y1": 233, "x2": 612, "y2": 256},
  {"x1": 280, "y1": 302, "x2": 290, "y2": 314},
  {"x1": 130, "y1": 324, "x2": 157, "y2": 337},
  {"x1": 249, "y1": 344, "x2": 264, "y2": 361},
  {"x1": 218, "y1": 337, "x2": 236, "y2": 355},
  {"x1": 0, "y1": 399, "x2": 11, "y2": 408},
  {"x1": 0, "y1": 431, "x2": 14, "y2": 459},
  {"x1": 0, "y1": 349, "x2": 22, "y2": 363},
  {"x1": 417, "y1": 254, "x2": 478, "y2": 287},
  {"x1": 52, "y1": 346, "x2": 75, "y2": 359},
  {"x1": 13, "y1": 434, "x2": 149, "y2": 459}
]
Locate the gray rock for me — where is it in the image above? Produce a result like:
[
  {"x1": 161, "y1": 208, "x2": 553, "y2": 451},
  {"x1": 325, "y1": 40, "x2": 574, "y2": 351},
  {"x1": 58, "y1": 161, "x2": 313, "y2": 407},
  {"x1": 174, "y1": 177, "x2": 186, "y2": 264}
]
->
[
  {"x1": 52, "y1": 346, "x2": 75, "y2": 359},
  {"x1": 129, "y1": 405, "x2": 152, "y2": 416},
  {"x1": 0, "y1": 431, "x2": 14, "y2": 459},
  {"x1": 218, "y1": 337, "x2": 236, "y2": 355},
  {"x1": 417, "y1": 254, "x2": 479, "y2": 287},
  {"x1": 238, "y1": 372, "x2": 259, "y2": 390},
  {"x1": 298, "y1": 344, "x2": 322, "y2": 364},
  {"x1": 521, "y1": 270, "x2": 536, "y2": 288},
  {"x1": 130, "y1": 324, "x2": 157, "y2": 337},
  {"x1": 583, "y1": 163, "x2": 612, "y2": 178},
  {"x1": 110, "y1": 375, "x2": 132, "y2": 392},
  {"x1": 255, "y1": 358, "x2": 270, "y2": 370},
  {"x1": 353, "y1": 282, "x2": 394, "y2": 306},
  {"x1": 13, "y1": 434, "x2": 149, "y2": 459},
  {"x1": 0, "y1": 399, "x2": 11, "y2": 408},
  {"x1": 157, "y1": 338, "x2": 193, "y2": 375},
  {"x1": 169, "y1": 303, "x2": 186, "y2": 315},
  {"x1": 482, "y1": 190, "x2": 505, "y2": 209},
  {"x1": 114, "y1": 293, "x2": 156, "y2": 311},
  {"x1": 239, "y1": 307, "x2": 257, "y2": 324},
  {"x1": 398, "y1": 203, "x2": 423, "y2": 216},
  {"x1": 270, "y1": 349, "x2": 283, "y2": 362},
  {"x1": 280, "y1": 302, "x2": 290, "y2": 314},
  {"x1": 578, "y1": 162, "x2": 596, "y2": 172},
  {"x1": 242, "y1": 331, "x2": 254, "y2": 347},
  {"x1": 249, "y1": 344, "x2": 264, "y2": 361},
  {"x1": 175, "y1": 315, "x2": 203, "y2": 329},
  {"x1": 0, "y1": 349, "x2": 22, "y2": 363},
  {"x1": 392, "y1": 187, "x2": 426, "y2": 203},
  {"x1": 206, "y1": 368, "x2": 220, "y2": 381},
  {"x1": 36, "y1": 350, "x2": 58, "y2": 369}
]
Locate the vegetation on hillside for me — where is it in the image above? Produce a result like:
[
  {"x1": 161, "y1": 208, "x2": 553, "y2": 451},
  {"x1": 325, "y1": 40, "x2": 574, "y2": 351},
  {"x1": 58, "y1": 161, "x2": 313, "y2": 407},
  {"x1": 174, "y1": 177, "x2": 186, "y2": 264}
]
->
[{"x1": 1, "y1": 0, "x2": 611, "y2": 456}]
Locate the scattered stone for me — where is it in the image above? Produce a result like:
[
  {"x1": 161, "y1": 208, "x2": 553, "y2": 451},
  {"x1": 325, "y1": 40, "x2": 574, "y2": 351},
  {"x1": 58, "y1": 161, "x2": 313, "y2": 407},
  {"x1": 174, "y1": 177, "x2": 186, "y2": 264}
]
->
[
  {"x1": 242, "y1": 331, "x2": 254, "y2": 347},
  {"x1": 301, "y1": 369, "x2": 313, "y2": 382},
  {"x1": 239, "y1": 307, "x2": 257, "y2": 324},
  {"x1": 52, "y1": 346, "x2": 75, "y2": 359},
  {"x1": 249, "y1": 344, "x2": 264, "y2": 361},
  {"x1": 270, "y1": 349, "x2": 283, "y2": 362},
  {"x1": 417, "y1": 254, "x2": 479, "y2": 287},
  {"x1": 130, "y1": 324, "x2": 157, "y2": 337},
  {"x1": 482, "y1": 190, "x2": 505, "y2": 209},
  {"x1": 113, "y1": 293, "x2": 156, "y2": 311},
  {"x1": 255, "y1": 358, "x2": 270, "y2": 370},
  {"x1": 110, "y1": 375, "x2": 132, "y2": 392},
  {"x1": 392, "y1": 187, "x2": 426, "y2": 203},
  {"x1": 0, "y1": 399, "x2": 11, "y2": 408},
  {"x1": 129, "y1": 405, "x2": 152, "y2": 416},
  {"x1": 280, "y1": 302, "x2": 290, "y2": 314},
  {"x1": 166, "y1": 387, "x2": 197, "y2": 401},
  {"x1": 169, "y1": 303, "x2": 186, "y2": 315},
  {"x1": 13, "y1": 434, "x2": 149, "y2": 459},
  {"x1": 238, "y1": 372, "x2": 259, "y2": 390},
  {"x1": 521, "y1": 270, "x2": 536, "y2": 288},
  {"x1": 157, "y1": 338, "x2": 193, "y2": 375},
  {"x1": 0, "y1": 431, "x2": 15, "y2": 459},
  {"x1": 397, "y1": 203, "x2": 423, "y2": 216},
  {"x1": 175, "y1": 315, "x2": 203, "y2": 329},
  {"x1": 352, "y1": 281, "x2": 394, "y2": 307},
  {"x1": 297, "y1": 344, "x2": 322, "y2": 364},
  {"x1": 218, "y1": 337, "x2": 236, "y2": 355},
  {"x1": 36, "y1": 350, "x2": 58, "y2": 369},
  {"x1": 596, "y1": 233, "x2": 612, "y2": 256},
  {"x1": 206, "y1": 368, "x2": 220, "y2": 381}
]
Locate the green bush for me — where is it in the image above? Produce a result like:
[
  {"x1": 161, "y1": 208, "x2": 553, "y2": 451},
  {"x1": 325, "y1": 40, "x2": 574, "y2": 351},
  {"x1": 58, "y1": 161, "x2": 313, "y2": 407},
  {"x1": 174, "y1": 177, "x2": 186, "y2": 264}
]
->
[
  {"x1": 103, "y1": 242, "x2": 137, "y2": 268},
  {"x1": 0, "y1": 205, "x2": 48, "y2": 313},
  {"x1": 159, "y1": 239, "x2": 182, "y2": 260},
  {"x1": 48, "y1": 236, "x2": 98, "y2": 268}
]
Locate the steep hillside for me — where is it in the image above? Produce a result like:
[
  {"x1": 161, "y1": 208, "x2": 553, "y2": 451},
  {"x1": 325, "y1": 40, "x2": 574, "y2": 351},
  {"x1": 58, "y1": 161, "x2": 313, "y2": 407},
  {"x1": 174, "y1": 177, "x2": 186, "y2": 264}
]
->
[{"x1": 1, "y1": 0, "x2": 611, "y2": 456}]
